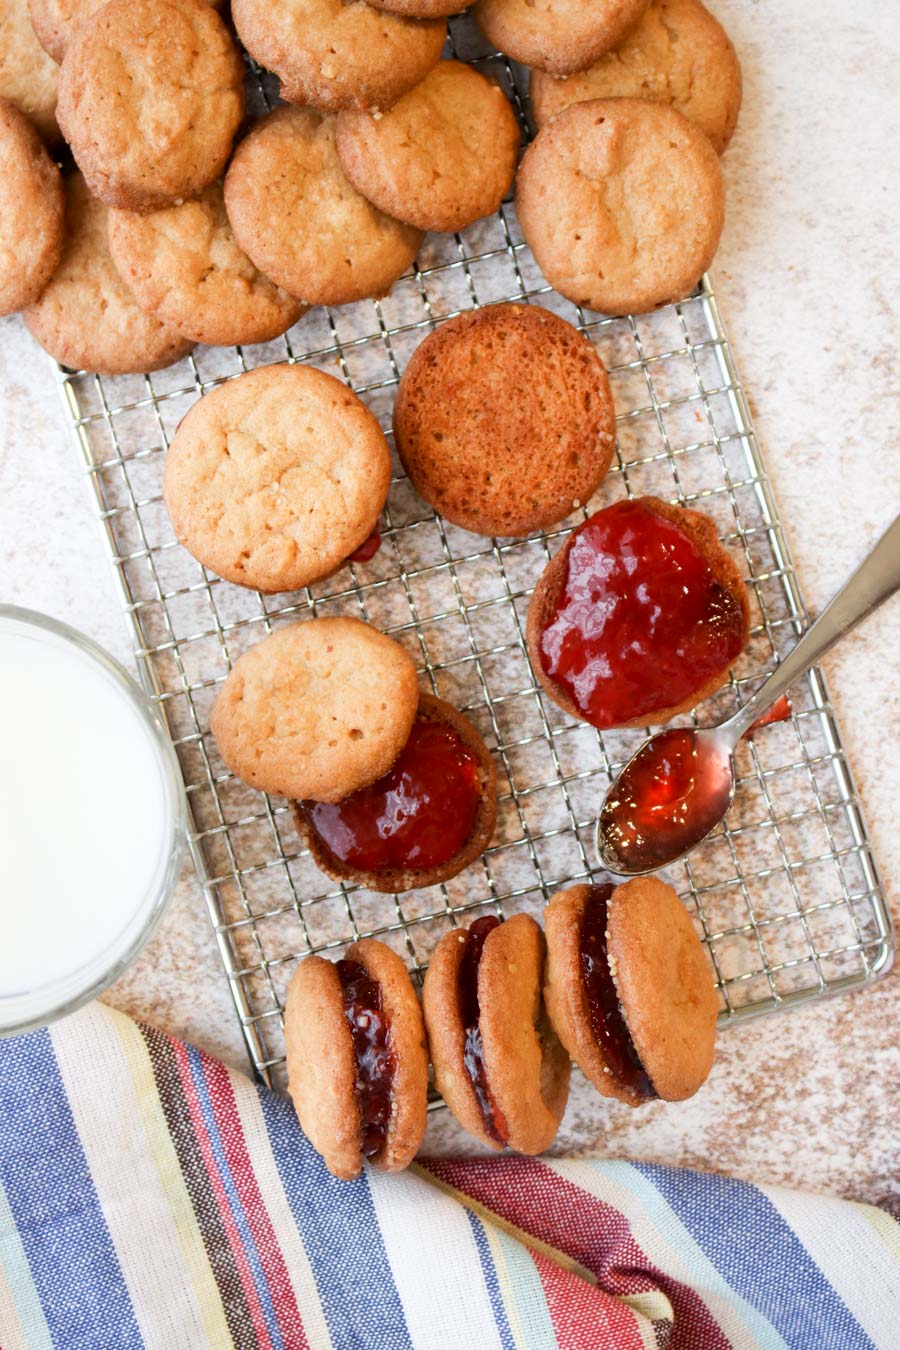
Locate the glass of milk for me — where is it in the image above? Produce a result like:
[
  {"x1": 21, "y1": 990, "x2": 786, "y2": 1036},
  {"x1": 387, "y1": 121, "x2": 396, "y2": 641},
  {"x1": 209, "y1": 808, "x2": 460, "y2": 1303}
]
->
[{"x1": 0, "y1": 606, "x2": 186, "y2": 1035}]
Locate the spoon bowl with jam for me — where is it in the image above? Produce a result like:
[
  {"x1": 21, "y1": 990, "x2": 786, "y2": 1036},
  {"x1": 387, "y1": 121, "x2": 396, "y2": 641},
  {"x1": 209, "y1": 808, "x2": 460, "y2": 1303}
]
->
[{"x1": 597, "y1": 513, "x2": 900, "y2": 876}]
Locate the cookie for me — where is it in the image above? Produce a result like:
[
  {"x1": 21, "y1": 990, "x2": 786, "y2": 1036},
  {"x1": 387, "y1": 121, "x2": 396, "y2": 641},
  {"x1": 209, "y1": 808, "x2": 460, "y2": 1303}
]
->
[
  {"x1": 285, "y1": 938, "x2": 429, "y2": 1179},
  {"x1": 57, "y1": 0, "x2": 245, "y2": 212},
  {"x1": 526, "y1": 496, "x2": 749, "y2": 730},
  {"x1": 517, "y1": 97, "x2": 725, "y2": 315},
  {"x1": 210, "y1": 616, "x2": 419, "y2": 803},
  {"x1": 231, "y1": 0, "x2": 445, "y2": 113},
  {"x1": 530, "y1": 0, "x2": 741, "y2": 154},
  {"x1": 163, "y1": 363, "x2": 391, "y2": 593},
  {"x1": 335, "y1": 61, "x2": 520, "y2": 234},
  {"x1": 28, "y1": 0, "x2": 222, "y2": 64},
  {"x1": 225, "y1": 106, "x2": 422, "y2": 307},
  {"x1": 0, "y1": 0, "x2": 59, "y2": 140},
  {"x1": 393, "y1": 303, "x2": 616, "y2": 537},
  {"x1": 24, "y1": 174, "x2": 193, "y2": 373},
  {"x1": 544, "y1": 877, "x2": 718, "y2": 1106},
  {"x1": 108, "y1": 184, "x2": 306, "y2": 348},
  {"x1": 294, "y1": 692, "x2": 497, "y2": 893},
  {"x1": 0, "y1": 98, "x2": 63, "y2": 314},
  {"x1": 474, "y1": 0, "x2": 648, "y2": 75},
  {"x1": 423, "y1": 913, "x2": 570, "y2": 1153}
]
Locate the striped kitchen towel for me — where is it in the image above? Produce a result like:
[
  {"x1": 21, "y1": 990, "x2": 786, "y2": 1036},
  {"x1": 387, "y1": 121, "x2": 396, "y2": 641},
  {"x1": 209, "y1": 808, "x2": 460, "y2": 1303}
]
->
[{"x1": 0, "y1": 1004, "x2": 897, "y2": 1350}]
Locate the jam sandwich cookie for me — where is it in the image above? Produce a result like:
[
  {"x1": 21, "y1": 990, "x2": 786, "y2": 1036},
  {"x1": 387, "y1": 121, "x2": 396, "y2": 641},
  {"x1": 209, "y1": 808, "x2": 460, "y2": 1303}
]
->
[
  {"x1": 544, "y1": 877, "x2": 718, "y2": 1105},
  {"x1": 423, "y1": 914, "x2": 570, "y2": 1152},
  {"x1": 0, "y1": 0, "x2": 59, "y2": 142},
  {"x1": 231, "y1": 0, "x2": 446, "y2": 113},
  {"x1": 294, "y1": 692, "x2": 497, "y2": 893},
  {"x1": 517, "y1": 97, "x2": 724, "y2": 316},
  {"x1": 527, "y1": 495, "x2": 749, "y2": 730},
  {"x1": 108, "y1": 184, "x2": 306, "y2": 349},
  {"x1": 210, "y1": 617, "x2": 419, "y2": 803},
  {"x1": 225, "y1": 106, "x2": 423, "y2": 308},
  {"x1": 530, "y1": 0, "x2": 742, "y2": 155},
  {"x1": 474, "y1": 0, "x2": 648, "y2": 75},
  {"x1": 0, "y1": 98, "x2": 63, "y2": 315},
  {"x1": 163, "y1": 364, "x2": 390, "y2": 594},
  {"x1": 28, "y1": 0, "x2": 223, "y2": 64},
  {"x1": 285, "y1": 938, "x2": 429, "y2": 1179},
  {"x1": 24, "y1": 174, "x2": 194, "y2": 373},
  {"x1": 335, "y1": 61, "x2": 520, "y2": 235},
  {"x1": 393, "y1": 303, "x2": 616, "y2": 537},
  {"x1": 57, "y1": 0, "x2": 244, "y2": 212}
]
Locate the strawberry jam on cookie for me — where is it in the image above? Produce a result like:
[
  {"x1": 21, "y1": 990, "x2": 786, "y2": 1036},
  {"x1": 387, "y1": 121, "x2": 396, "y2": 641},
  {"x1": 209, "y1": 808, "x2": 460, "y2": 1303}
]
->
[
  {"x1": 303, "y1": 714, "x2": 482, "y2": 872},
  {"x1": 528, "y1": 497, "x2": 748, "y2": 729}
]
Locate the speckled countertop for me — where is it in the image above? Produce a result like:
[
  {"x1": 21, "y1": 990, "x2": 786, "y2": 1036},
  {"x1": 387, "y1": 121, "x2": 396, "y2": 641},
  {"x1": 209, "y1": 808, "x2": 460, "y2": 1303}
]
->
[{"x1": 2, "y1": 0, "x2": 897, "y2": 1202}]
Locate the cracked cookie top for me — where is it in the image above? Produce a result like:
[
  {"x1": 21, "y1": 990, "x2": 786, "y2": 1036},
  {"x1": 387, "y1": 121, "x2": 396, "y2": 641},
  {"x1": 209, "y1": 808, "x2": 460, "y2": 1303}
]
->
[
  {"x1": 530, "y1": 0, "x2": 742, "y2": 154},
  {"x1": 516, "y1": 96, "x2": 725, "y2": 316},
  {"x1": 335, "y1": 60, "x2": 521, "y2": 235},
  {"x1": 163, "y1": 362, "x2": 392, "y2": 594},
  {"x1": 57, "y1": 0, "x2": 244, "y2": 212}
]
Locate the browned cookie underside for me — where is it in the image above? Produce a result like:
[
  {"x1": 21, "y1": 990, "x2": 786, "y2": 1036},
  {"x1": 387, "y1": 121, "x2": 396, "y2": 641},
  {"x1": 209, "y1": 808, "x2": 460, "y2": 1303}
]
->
[{"x1": 0, "y1": 96, "x2": 63, "y2": 314}]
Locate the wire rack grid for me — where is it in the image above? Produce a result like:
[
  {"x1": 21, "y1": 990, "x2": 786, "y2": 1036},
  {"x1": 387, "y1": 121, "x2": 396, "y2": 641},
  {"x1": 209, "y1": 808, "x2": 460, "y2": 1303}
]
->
[{"x1": 53, "y1": 19, "x2": 892, "y2": 1090}]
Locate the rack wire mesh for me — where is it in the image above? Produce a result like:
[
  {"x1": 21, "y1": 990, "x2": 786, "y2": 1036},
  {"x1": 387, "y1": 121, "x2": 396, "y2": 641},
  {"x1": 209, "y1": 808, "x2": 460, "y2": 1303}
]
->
[{"x1": 55, "y1": 19, "x2": 892, "y2": 1089}]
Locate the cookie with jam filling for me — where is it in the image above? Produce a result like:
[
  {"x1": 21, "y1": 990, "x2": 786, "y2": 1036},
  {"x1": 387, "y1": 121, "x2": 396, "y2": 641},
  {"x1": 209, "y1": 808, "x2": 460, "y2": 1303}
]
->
[
  {"x1": 423, "y1": 913, "x2": 570, "y2": 1153},
  {"x1": 544, "y1": 876, "x2": 719, "y2": 1106},
  {"x1": 284, "y1": 937, "x2": 428, "y2": 1180}
]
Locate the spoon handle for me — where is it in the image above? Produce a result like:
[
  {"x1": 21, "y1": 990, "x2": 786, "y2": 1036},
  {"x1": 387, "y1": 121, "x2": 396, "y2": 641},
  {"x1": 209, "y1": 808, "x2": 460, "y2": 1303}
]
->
[{"x1": 727, "y1": 512, "x2": 900, "y2": 741}]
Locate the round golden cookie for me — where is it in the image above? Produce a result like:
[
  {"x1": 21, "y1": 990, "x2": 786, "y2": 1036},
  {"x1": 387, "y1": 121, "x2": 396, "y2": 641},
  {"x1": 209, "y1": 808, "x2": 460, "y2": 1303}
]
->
[
  {"x1": 335, "y1": 61, "x2": 520, "y2": 234},
  {"x1": 28, "y1": 0, "x2": 223, "y2": 64},
  {"x1": 163, "y1": 363, "x2": 391, "y2": 593},
  {"x1": 544, "y1": 878, "x2": 719, "y2": 1106},
  {"x1": 285, "y1": 938, "x2": 429, "y2": 1179},
  {"x1": 231, "y1": 0, "x2": 446, "y2": 113},
  {"x1": 24, "y1": 174, "x2": 193, "y2": 373},
  {"x1": 108, "y1": 184, "x2": 306, "y2": 348},
  {"x1": 530, "y1": 0, "x2": 742, "y2": 154},
  {"x1": 0, "y1": 98, "x2": 63, "y2": 314},
  {"x1": 475, "y1": 0, "x2": 648, "y2": 75},
  {"x1": 57, "y1": 0, "x2": 245, "y2": 213},
  {"x1": 393, "y1": 303, "x2": 616, "y2": 537},
  {"x1": 517, "y1": 98, "x2": 725, "y2": 315},
  {"x1": 423, "y1": 913, "x2": 570, "y2": 1153},
  {"x1": 0, "y1": 0, "x2": 59, "y2": 141},
  {"x1": 209, "y1": 616, "x2": 419, "y2": 803},
  {"x1": 225, "y1": 106, "x2": 422, "y2": 308}
]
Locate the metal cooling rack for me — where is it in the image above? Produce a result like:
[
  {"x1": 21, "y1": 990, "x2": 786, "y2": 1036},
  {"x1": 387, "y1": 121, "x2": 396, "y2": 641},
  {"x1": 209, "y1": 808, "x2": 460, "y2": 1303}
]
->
[{"x1": 54, "y1": 19, "x2": 892, "y2": 1090}]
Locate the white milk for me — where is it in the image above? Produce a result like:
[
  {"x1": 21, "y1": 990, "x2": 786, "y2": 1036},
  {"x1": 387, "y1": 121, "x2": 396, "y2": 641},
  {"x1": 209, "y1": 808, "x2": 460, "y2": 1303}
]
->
[{"x1": 0, "y1": 611, "x2": 181, "y2": 1027}]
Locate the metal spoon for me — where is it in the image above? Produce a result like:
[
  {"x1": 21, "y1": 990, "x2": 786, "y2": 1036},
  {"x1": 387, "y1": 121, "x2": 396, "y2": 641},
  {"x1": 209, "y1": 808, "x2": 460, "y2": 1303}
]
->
[{"x1": 596, "y1": 512, "x2": 900, "y2": 876}]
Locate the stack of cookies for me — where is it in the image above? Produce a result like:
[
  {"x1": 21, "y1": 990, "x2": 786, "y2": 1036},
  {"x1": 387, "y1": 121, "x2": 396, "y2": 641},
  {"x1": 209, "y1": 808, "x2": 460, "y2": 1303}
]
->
[{"x1": 0, "y1": 0, "x2": 743, "y2": 370}]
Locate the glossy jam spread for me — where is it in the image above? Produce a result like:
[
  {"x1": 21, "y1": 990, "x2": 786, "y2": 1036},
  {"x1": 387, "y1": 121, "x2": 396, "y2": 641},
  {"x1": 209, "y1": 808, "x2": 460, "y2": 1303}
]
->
[
  {"x1": 336, "y1": 958, "x2": 395, "y2": 1158},
  {"x1": 304, "y1": 717, "x2": 482, "y2": 873},
  {"x1": 348, "y1": 526, "x2": 382, "y2": 563},
  {"x1": 600, "y1": 727, "x2": 733, "y2": 872},
  {"x1": 744, "y1": 693, "x2": 791, "y2": 737},
  {"x1": 458, "y1": 916, "x2": 509, "y2": 1145},
  {"x1": 538, "y1": 498, "x2": 745, "y2": 728},
  {"x1": 580, "y1": 883, "x2": 656, "y2": 1101}
]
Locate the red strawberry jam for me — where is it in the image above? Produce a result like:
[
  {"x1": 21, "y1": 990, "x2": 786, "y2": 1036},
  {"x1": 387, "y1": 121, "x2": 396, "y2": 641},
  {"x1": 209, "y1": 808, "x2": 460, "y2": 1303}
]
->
[
  {"x1": 336, "y1": 958, "x2": 395, "y2": 1158},
  {"x1": 580, "y1": 883, "x2": 656, "y2": 1101},
  {"x1": 348, "y1": 525, "x2": 382, "y2": 563},
  {"x1": 303, "y1": 716, "x2": 482, "y2": 873},
  {"x1": 599, "y1": 727, "x2": 734, "y2": 872},
  {"x1": 537, "y1": 498, "x2": 746, "y2": 728},
  {"x1": 458, "y1": 916, "x2": 508, "y2": 1145}
]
